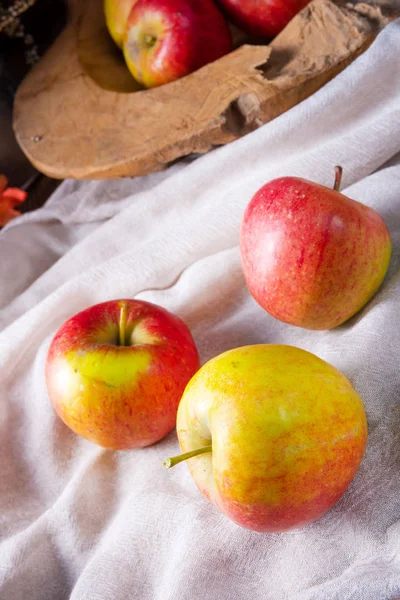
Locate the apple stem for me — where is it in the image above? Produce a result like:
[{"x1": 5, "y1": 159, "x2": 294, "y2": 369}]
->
[
  {"x1": 163, "y1": 445, "x2": 212, "y2": 469},
  {"x1": 333, "y1": 166, "x2": 343, "y2": 192},
  {"x1": 119, "y1": 302, "x2": 128, "y2": 347}
]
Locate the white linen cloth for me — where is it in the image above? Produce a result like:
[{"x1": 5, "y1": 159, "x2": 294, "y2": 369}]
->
[{"x1": 1, "y1": 20, "x2": 400, "y2": 600}]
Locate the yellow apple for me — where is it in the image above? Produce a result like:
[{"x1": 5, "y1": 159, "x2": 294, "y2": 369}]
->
[
  {"x1": 165, "y1": 345, "x2": 367, "y2": 532},
  {"x1": 104, "y1": 0, "x2": 136, "y2": 48}
]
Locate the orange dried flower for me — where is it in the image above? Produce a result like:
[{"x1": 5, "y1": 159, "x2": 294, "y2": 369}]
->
[{"x1": 0, "y1": 174, "x2": 27, "y2": 226}]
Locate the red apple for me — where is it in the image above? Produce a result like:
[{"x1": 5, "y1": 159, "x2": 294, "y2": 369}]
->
[
  {"x1": 122, "y1": 0, "x2": 232, "y2": 88},
  {"x1": 45, "y1": 299, "x2": 200, "y2": 449},
  {"x1": 240, "y1": 167, "x2": 392, "y2": 330},
  {"x1": 216, "y1": 0, "x2": 310, "y2": 37},
  {"x1": 104, "y1": 0, "x2": 137, "y2": 48}
]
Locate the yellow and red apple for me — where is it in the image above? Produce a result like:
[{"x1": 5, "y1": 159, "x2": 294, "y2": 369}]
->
[
  {"x1": 165, "y1": 344, "x2": 367, "y2": 532},
  {"x1": 122, "y1": 0, "x2": 232, "y2": 88},
  {"x1": 240, "y1": 167, "x2": 392, "y2": 330},
  {"x1": 46, "y1": 299, "x2": 200, "y2": 450},
  {"x1": 104, "y1": 0, "x2": 136, "y2": 48}
]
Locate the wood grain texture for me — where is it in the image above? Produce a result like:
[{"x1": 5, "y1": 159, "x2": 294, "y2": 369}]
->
[{"x1": 12, "y1": 0, "x2": 395, "y2": 180}]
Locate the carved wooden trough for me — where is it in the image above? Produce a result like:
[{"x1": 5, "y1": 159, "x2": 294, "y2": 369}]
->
[{"x1": 13, "y1": 0, "x2": 393, "y2": 179}]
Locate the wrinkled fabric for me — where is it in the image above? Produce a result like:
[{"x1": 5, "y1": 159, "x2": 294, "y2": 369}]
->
[{"x1": 0, "y1": 20, "x2": 400, "y2": 600}]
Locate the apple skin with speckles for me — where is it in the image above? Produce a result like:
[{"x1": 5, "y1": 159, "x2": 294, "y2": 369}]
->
[
  {"x1": 176, "y1": 345, "x2": 367, "y2": 532},
  {"x1": 104, "y1": 0, "x2": 137, "y2": 48},
  {"x1": 46, "y1": 299, "x2": 200, "y2": 450},
  {"x1": 240, "y1": 174, "x2": 392, "y2": 330},
  {"x1": 122, "y1": 0, "x2": 232, "y2": 88},
  {"x1": 217, "y1": 0, "x2": 310, "y2": 38}
]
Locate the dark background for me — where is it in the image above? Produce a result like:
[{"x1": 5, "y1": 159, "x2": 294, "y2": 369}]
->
[{"x1": 0, "y1": 0, "x2": 67, "y2": 212}]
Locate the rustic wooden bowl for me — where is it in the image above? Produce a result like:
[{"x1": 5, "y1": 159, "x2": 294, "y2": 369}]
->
[{"x1": 13, "y1": 0, "x2": 392, "y2": 179}]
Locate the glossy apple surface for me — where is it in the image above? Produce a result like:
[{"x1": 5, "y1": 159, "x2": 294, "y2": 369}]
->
[
  {"x1": 122, "y1": 0, "x2": 232, "y2": 88},
  {"x1": 217, "y1": 0, "x2": 310, "y2": 37},
  {"x1": 173, "y1": 345, "x2": 367, "y2": 532},
  {"x1": 46, "y1": 299, "x2": 200, "y2": 449},
  {"x1": 104, "y1": 0, "x2": 136, "y2": 48},
  {"x1": 240, "y1": 169, "x2": 392, "y2": 330}
]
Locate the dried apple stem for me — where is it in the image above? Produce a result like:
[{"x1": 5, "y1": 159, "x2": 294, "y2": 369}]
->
[
  {"x1": 163, "y1": 445, "x2": 212, "y2": 469},
  {"x1": 334, "y1": 166, "x2": 343, "y2": 192},
  {"x1": 119, "y1": 303, "x2": 128, "y2": 347}
]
